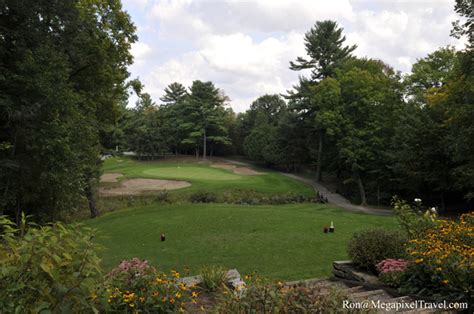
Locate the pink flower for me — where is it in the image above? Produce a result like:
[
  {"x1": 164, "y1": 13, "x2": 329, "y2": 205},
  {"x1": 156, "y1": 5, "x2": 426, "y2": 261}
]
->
[{"x1": 376, "y1": 259, "x2": 408, "y2": 274}]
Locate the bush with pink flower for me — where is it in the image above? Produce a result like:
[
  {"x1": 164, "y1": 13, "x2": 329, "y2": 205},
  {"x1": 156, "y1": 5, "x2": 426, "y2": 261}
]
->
[
  {"x1": 94, "y1": 258, "x2": 196, "y2": 313},
  {"x1": 376, "y1": 259, "x2": 409, "y2": 287}
]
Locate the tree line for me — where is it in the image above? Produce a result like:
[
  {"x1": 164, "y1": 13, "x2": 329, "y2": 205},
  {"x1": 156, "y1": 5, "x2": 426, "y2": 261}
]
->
[
  {"x1": 117, "y1": 2, "x2": 472, "y2": 209},
  {"x1": 104, "y1": 80, "x2": 235, "y2": 160},
  {"x1": 0, "y1": 0, "x2": 136, "y2": 220},
  {"x1": 0, "y1": 0, "x2": 471, "y2": 221},
  {"x1": 236, "y1": 3, "x2": 473, "y2": 209}
]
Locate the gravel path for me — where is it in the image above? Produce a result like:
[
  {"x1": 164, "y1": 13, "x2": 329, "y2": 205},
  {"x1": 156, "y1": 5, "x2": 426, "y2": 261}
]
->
[{"x1": 221, "y1": 158, "x2": 393, "y2": 216}]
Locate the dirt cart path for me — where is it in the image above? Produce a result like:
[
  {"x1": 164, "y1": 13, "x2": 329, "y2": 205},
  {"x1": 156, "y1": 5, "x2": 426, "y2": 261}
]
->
[{"x1": 221, "y1": 158, "x2": 393, "y2": 216}]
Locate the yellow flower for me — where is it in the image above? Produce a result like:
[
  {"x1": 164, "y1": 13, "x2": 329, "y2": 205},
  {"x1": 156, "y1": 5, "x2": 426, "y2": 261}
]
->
[
  {"x1": 191, "y1": 291, "x2": 199, "y2": 298},
  {"x1": 129, "y1": 304, "x2": 135, "y2": 308},
  {"x1": 436, "y1": 267, "x2": 442, "y2": 271},
  {"x1": 415, "y1": 258, "x2": 424, "y2": 264},
  {"x1": 139, "y1": 296, "x2": 145, "y2": 302},
  {"x1": 442, "y1": 279, "x2": 449, "y2": 285},
  {"x1": 170, "y1": 298, "x2": 175, "y2": 304},
  {"x1": 175, "y1": 292, "x2": 182, "y2": 299}
]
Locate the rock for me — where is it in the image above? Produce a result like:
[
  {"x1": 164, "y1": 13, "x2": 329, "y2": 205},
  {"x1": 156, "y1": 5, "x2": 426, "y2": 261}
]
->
[
  {"x1": 332, "y1": 261, "x2": 379, "y2": 284},
  {"x1": 178, "y1": 275, "x2": 203, "y2": 287},
  {"x1": 226, "y1": 269, "x2": 240, "y2": 280}
]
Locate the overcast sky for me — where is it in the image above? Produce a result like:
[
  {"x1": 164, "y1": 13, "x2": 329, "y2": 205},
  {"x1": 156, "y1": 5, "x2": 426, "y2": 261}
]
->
[{"x1": 123, "y1": 0, "x2": 466, "y2": 112}]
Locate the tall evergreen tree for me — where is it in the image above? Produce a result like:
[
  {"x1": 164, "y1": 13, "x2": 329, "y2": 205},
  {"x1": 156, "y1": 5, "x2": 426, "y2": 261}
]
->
[
  {"x1": 288, "y1": 20, "x2": 356, "y2": 182},
  {"x1": 183, "y1": 81, "x2": 230, "y2": 159},
  {"x1": 160, "y1": 82, "x2": 188, "y2": 105},
  {"x1": 290, "y1": 20, "x2": 357, "y2": 81}
]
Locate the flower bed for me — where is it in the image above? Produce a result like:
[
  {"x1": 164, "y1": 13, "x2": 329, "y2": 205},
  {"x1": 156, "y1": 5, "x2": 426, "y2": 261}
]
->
[
  {"x1": 95, "y1": 258, "x2": 196, "y2": 312},
  {"x1": 401, "y1": 212, "x2": 473, "y2": 303}
]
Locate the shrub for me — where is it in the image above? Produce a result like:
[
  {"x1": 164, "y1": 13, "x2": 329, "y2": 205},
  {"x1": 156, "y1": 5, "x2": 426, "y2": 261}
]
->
[
  {"x1": 222, "y1": 189, "x2": 317, "y2": 205},
  {"x1": 216, "y1": 275, "x2": 370, "y2": 313},
  {"x1": 392, "y1": 196, "x2": 437, "y2": 239},
  {"x1": 201, "y1": 265, "x2": 227, "y2": 292},
  {"x1": 189, "y1": 191, "x2": 218, "y2": 203},
  {"x1": 401, "y1": 212, "x2": 473, "y2": 303},
  {"x1": 96, "y1": 259, "x2": 195, "y2": 312},
  {"x1": 376, "y1": 259, "x2": 409, "y2": 287},
  {"x1": 154, "y1": 190, "x2": 171, "y2": 203},
  {"x1": 0, "y1": 214, "x2": 102, "y2": 312},
  {"x1": 347, "y1": 228, "x2": 407, "y2": 272}
]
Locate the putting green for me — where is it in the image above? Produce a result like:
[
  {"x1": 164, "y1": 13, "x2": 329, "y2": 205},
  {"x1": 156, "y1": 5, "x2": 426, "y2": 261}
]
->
[
  {"x1": 144, "y1": 166, "x2": 242, "y2": 181},
  {"x1": 101, "y1": 157, "x2": 314, "y2": 196}
]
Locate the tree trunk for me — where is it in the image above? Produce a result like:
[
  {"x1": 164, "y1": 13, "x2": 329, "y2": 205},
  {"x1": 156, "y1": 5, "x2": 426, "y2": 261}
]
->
[
  {"x1": 355, "y1": 171, "x2": 367, "y2": 206},
  {"x1": 86, "y1": 182, "x2": 99, "y2": 218},
  {"x1": 377, "y1": 184, "x2": 381, "y2": 206},
  {"x1": 440, "y1": 192, "x2": 446, "y2": 212},
  {"x1": 203, "y1": 129, "x2": 207, "y2": 159},
  {"x1": 195, "y1": 147, "x2": 199, "y2": 159},
  {"x1": 316, "y1": 130, "x2": 323, "y2": 182}
]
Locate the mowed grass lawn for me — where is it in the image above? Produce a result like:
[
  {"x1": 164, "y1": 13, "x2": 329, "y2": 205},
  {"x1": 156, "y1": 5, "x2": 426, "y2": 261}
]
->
[
  {"x1": 87, "y1": 203, "x2": 398, "y2": 280},
  {"x1": 101, "y1": 157, "x2": 314, "y2": 196}
]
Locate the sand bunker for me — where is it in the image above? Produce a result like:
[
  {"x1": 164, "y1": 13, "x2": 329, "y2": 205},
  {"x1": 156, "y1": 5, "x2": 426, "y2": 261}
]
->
[
  {"x1": 100, "y1": 173, "x2": 123, "y2": 182},
  {"x1": 99, "y1": 178, "x2": 191, "y2": 195},
  {"x1": 211, "y1": 163, "x2": 265, "y2": 176},
  {"x1": 233, "y1": 167, "x2": 264, "y2": 175}
]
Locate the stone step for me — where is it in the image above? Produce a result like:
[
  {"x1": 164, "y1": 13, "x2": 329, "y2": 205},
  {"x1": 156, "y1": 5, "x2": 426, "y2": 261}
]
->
[
  {"x1": 285, "y1": 277, "x2": 333, "y2": 287},
  {"x1": 349, "y1": 289, "x2": 388, "y2": 301},
  {"x1": 343, "y1": 285, "x2": 365, "y2": 294}
]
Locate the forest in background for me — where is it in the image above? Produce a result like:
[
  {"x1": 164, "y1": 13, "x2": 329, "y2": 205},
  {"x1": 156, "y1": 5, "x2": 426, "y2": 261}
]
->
[
  {"x1": 1, "y1": 0, "x2": 472, "y2": 221},
  {"x1": 107, "y1": 10, "x2": 473, "y2": 210}
]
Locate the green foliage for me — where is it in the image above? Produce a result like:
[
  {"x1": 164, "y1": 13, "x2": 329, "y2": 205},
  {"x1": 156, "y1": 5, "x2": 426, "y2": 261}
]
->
[
  {"x1": 222, "y1": 190, "x2": 317, "y2": 205},
  {"x1": 96, "y1": 258, "x2": 193, "y2": 312},
  {"x1": 289, "y1": 20, "x2": 357, "y2": 81},
  {"x1": 347, "y1": 228, "x2": 407, "y2": 272},
  {"x1": 160, "y1": 82, "x2": 188, "y2": 105},
  {"x1": 183, "y1": 80, "x2": 231, "y2": 158},
  {"x1": 0, "y1": 0, "x2": 137, "y2": 219},
  {"x1": 123, "y1": 93, "x2": 171, "y2": 159},
  {"x1": 0, "y1": 214, "x2": 102, "y2": 312},
  {"x1": 392, "y1": 197, "x2": 437, "y2": 239},
  {"x1": 190, "y1": 190, "x2": 218, "y2": 203},
  {"x1": 402, "y1": 212, "x2": 474, "y2": 304},
  {"x1": 216, "y1": 276, "x2": 369, "y2": 313},
  {"x1": 379, "y1": 271, "x2": 406, "y2": 288},
  {"x1": 200, "y1": 265, "x2": 227, "y2": 292}
]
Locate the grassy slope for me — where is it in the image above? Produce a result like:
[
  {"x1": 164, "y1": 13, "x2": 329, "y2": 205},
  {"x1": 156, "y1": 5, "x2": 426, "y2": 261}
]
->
[
  {"x1": 101, "y1": 157, "x2": 314, "y2": 196},
  {"x1": 87, "y1": 203, "x2": 398, "y2": 280}
]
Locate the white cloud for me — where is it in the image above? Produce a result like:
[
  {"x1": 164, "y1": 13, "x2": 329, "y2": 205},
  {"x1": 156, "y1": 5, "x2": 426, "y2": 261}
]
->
[
  {"x1": 346, "y1": 1, "x2": 461, "y2": 72},
  {"x1": 131, "y1": 42, "x2": 152, "y2": 65},
  {"x1": 149, "y1": 0, "x2": 210, "y2": 39},
  {"x1": 140, "y1": 31, "x2": 307, "y2": 112},
  {"x1": 123, "y1": 0, "x2": 149, "y2": 10},
  {"x1": 123, "y1": 0, "x2": 464, "y2": 111}
]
